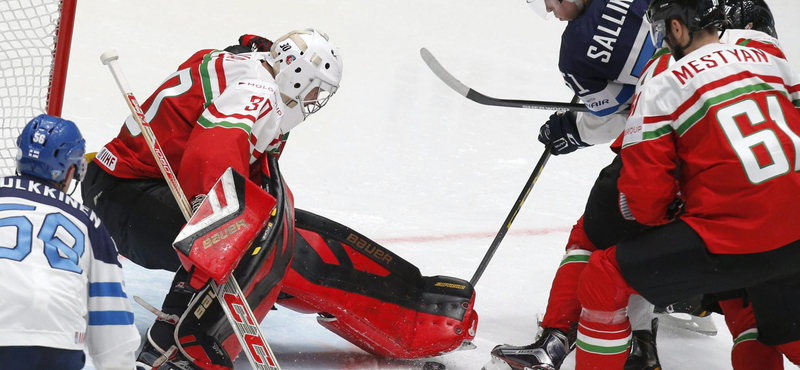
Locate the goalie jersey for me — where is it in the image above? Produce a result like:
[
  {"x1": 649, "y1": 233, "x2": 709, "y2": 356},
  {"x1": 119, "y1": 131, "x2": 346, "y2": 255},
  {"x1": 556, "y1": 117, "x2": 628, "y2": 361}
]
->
[
  {"x1": 94, "y1": 50, "x2": 298, "y2": 200},
  {"x1": 0, "y1": 176, "x2": 139, "y2": 370},
  {"x1": 557, "y1": 0, "x2": 655, "y2": 144}
]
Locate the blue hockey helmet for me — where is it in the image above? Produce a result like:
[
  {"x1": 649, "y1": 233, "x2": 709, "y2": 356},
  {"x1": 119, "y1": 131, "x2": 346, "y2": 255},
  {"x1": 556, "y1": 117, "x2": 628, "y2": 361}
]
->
[{"x1": 16, "y1": 114, "x2": 87, "y2": 184}]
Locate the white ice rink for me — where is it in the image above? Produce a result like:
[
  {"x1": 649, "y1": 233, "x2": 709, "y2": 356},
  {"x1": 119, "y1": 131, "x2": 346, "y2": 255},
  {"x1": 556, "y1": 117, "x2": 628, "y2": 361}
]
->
[{"x1": 63, "y1": 1, "x2": 800, "y2": 369}]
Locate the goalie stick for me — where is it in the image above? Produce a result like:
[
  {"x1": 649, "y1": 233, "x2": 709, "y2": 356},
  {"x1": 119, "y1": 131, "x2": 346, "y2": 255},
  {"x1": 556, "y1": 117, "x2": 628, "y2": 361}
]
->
[
  {"x1": 420, "y1": 48, "x2": 629, "y2": 115},
  {"x1": 100, "y1": 50, "x2": 281, "y2": 370}
]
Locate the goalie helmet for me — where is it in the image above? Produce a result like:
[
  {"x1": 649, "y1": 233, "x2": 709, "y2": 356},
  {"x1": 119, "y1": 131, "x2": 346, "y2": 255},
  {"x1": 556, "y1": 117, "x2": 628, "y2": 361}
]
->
[
  {"x1": 723, "y1": 0, "x2": 777, "y2": 38},
  {"x1": 267, "y1": 29, "x2": 343, "y2": 128},
  {"x1": 16, "y1": 114, "x2": 87, "y2": 184}
]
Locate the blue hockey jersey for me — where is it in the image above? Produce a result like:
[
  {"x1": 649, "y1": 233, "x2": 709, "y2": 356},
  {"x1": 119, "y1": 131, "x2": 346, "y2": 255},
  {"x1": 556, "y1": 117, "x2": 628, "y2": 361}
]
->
[
  {"x1": 559, "y1": 0, "x2": 655, "y2": 118},
  {"x1": 0, "y1": 176, "x2": 139, "y2": 370}
]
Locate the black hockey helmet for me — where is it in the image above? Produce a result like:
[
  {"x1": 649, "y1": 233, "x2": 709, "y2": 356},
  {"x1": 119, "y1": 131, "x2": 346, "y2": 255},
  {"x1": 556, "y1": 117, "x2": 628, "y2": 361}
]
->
[
  {"x1": 646, "y1": 0, "x2": 728, "y2": 47},
  {"x1": 723, "y1": 0, "x2": 777, "y2": 38}
]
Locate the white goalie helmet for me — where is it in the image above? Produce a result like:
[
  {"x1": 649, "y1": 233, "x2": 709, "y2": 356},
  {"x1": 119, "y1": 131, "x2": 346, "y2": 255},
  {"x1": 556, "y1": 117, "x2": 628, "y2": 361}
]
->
[{"x1": 267, "y1": 29, "x2": 343, "y2": 126}]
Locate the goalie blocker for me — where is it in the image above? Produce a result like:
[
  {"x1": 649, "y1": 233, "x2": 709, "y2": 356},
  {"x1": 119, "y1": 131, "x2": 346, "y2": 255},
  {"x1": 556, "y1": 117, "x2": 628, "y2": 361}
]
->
[
  {"x1": 168, "y1": 160, "x2": 294, "y2": 370},
  {"x1": 164, "y1": 160, "x2": 477, "y2": 368}
]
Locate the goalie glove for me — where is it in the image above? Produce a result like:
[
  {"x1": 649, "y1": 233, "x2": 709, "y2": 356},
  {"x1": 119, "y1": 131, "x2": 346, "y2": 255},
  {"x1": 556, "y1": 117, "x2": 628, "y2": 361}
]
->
[
  {"x1": 538, "y1": 110, "x2": 591, "y2": 155},
  {"x1": 238, "y1": 34, "x2": 273, "y2": 52},
  {"x1": 224, "y1": 34, "x2": 274, "y2": 54}
]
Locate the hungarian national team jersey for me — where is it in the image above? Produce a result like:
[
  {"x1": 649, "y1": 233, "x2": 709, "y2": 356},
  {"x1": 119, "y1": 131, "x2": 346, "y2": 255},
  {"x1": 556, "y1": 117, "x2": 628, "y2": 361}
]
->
[
  {"x1": 618, "y1": 40, "x2": 800, "y2": 255},
  {"x1": 0, "y1": 176, "x2": 139, "y2": 370},
  {"x1": 94, "y1": 50, "x2": 297, "y2": 200}
]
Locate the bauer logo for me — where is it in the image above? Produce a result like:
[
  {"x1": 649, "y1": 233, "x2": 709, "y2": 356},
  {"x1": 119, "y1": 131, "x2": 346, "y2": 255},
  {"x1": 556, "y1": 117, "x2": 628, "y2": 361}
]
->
[
  {"x1": 202, "y1": 219, "x2": 248, "y2": 249},
  {"x1": 346, "y1": 233, "x2": 393, "y2": 264}
]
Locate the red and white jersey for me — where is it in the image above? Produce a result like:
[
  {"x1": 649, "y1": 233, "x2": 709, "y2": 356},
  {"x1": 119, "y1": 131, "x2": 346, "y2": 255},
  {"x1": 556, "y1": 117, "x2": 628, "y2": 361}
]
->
[
  {"x1": 94, "y1": 50, "x2": 298, "y2": 199},
  {"x1": 618, "y1": 39, "x2": 800, "y2": 255}
]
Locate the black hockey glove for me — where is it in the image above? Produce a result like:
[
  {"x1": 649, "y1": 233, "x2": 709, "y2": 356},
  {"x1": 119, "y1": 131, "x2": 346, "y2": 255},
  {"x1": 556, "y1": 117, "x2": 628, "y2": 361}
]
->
[
  {"x1": 239, "y1": 34, "x2": 273, "y2": 52},
  {"x1": 538, "y1": 111, "x2": 591, "y2": 155}
]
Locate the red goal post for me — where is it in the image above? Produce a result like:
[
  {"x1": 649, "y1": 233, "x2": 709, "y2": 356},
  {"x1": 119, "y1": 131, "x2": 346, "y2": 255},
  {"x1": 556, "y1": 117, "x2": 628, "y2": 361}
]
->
[{"x1": 0, "y1": 0, "x2": 77, "y2": 175}]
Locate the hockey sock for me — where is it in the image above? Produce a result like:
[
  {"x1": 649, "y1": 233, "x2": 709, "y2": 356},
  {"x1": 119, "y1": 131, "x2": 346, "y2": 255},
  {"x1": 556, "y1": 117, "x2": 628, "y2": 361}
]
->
[
  {"x1": 541, "y1": 249, "x2": 590, "y2": 333},
  {"x1": 730, "y1": 329, "x2": 784, "y2": 370},
  {"x1": 575, "y1": 248, "x2": 635, "y2": 370},
  {"x1": 541, "y1": 216, "x2": 597, "y2": 334},
  {"x1": 718, "y1": 298, "x2": 784, "y2": 370},
  {"x1": 575, "y1": 319, "x2": 631, "y2": 370}
]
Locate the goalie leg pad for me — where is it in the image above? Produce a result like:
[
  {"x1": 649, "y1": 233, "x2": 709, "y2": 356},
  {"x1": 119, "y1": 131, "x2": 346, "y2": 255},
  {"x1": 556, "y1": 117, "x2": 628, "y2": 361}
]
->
[{"x1": 278, "y1": 209, "x2": 478, "y2": 359}]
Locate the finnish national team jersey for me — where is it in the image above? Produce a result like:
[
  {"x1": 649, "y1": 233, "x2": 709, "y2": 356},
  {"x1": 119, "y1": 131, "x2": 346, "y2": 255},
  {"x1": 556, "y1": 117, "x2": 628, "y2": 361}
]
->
[
  {"x1": 0, "y1": 176, "x2": 139, "y2": 370},
  {"x1": 618, "y1": 40, "x2": 800, "y2": 255},
  {"x1": 559, "y1": 0, "x2": 655, "y2": 113},
  {"x1": 94, "y1": 50, "x2": 297, "y2": 200}
]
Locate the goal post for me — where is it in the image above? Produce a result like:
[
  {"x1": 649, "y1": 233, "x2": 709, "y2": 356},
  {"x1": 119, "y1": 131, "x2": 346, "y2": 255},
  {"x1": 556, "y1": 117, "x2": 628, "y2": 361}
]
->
[{"x1": 0, "y1": 0, "x2": 78, "y2": 175}]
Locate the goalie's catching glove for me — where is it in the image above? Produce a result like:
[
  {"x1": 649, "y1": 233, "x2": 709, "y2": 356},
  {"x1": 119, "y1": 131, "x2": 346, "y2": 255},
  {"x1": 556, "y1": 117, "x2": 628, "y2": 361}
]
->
[
  {"x1": 538, "y1": 111, "x2": 591, "y2": 155},
  {"x1": 224, "y1": 34, "x2": 274, "y2": 54},
  {"x1": 239, "y1": 34, "x2": 273, "y2": 52}
]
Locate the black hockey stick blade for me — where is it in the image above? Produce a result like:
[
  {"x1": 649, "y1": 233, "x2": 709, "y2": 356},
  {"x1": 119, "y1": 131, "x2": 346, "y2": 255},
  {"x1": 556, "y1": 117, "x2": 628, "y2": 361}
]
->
[{"x1": 421, "y1": 47, "x2": 588, "y2": 112}]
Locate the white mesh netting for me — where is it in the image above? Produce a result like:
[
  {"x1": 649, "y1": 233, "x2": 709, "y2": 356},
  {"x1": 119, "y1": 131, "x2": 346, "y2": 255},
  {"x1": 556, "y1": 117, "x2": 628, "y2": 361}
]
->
[{"x1": 0, "y1": 0, "x2": 65, "y2": 176}]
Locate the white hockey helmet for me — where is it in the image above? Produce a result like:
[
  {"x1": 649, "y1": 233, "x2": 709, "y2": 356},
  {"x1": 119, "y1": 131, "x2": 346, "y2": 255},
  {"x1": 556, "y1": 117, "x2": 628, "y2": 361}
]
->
[{"x1": 267, "y1": 29, "x2": 343, "y2": 123}]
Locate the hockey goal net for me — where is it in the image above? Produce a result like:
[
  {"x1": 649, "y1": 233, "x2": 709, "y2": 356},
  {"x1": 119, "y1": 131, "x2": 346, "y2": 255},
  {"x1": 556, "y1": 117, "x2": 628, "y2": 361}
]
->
[{"x1": 0, "y1": 0, "x2": 77, "y2": 175}]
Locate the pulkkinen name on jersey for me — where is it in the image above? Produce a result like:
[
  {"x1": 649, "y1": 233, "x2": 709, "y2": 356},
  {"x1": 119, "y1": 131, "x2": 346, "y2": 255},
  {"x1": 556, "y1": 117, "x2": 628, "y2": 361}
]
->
[
  {"x1": 672, "y1": 47, "x2": 770, "y2": 87},
  {"x1": 0, "y1": 177, "x2": 102, "y2": 228},
  {"x1": 588, "y1": 0, "x2": 635, "y2": 63}
]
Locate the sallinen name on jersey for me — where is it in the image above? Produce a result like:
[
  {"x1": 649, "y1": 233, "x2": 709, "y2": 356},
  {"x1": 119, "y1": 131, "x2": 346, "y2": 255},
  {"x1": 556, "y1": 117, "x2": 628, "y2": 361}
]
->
[{"x1": 587, "y1": 0, "x2": 637, "y2": 64}]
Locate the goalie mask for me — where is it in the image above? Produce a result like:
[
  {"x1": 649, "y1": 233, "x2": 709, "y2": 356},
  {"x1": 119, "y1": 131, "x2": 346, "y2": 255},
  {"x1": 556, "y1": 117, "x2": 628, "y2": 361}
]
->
[{"x1": 266, "y1": 29, "x2": 343, "y2": 130}]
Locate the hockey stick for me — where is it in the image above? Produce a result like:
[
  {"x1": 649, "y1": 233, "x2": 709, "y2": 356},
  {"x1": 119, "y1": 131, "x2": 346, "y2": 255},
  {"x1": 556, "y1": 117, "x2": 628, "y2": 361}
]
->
[
  {"x1": 470, "y1": 145, "x2": 552, "y2": 286},
  {"x1": 420, "y1": 47, "x2": 629, "y2": 115},
  {"x1": 469, "y1": 95, "x2": 580, "y2": 286},
  {"x1": 100, "y1": 50, "x2": 281, "y2": 370}
]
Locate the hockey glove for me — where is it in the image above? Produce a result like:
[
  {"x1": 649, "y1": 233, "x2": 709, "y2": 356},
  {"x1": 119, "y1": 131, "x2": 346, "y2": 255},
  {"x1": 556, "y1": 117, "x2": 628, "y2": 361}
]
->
[
  {"x1": 238, "y1": 34, "x2": 273, "y2": 52},
  {"x1": 538, "y1": 111, "x2": 590, "y2": 155}
]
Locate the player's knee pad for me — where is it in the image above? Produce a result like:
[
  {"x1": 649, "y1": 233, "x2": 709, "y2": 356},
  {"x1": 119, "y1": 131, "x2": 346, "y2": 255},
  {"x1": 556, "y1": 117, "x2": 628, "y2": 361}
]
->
[
  {"x1": 577, "y1": 248, "x2": 631, "y2": 313},
  {"x1": 277, "y1": 209, "x2": 478, "y2": 359}
]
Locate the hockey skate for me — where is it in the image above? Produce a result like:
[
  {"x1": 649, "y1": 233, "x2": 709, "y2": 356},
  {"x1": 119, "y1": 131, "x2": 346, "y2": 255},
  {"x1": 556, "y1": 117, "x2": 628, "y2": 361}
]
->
[
  {"x1": 655, "y1": 296, "x2": 718, "y2": 336},
  {"x1": 624, "y1": 318, "x2": 661, "y2": 370},
  {"x1": 482, "y1": 328, "x2": 572, "y2": 370}
]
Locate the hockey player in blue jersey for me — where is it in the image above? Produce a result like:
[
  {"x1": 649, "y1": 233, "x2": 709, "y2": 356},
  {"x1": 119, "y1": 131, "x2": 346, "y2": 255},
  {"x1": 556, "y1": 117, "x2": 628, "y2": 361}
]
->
[
  {"x1": 0, "y1": 115, "x2": 140, "y2": 370},
  {"x1": 484, "y1": 1, "x2": 661, "y2": 370}
]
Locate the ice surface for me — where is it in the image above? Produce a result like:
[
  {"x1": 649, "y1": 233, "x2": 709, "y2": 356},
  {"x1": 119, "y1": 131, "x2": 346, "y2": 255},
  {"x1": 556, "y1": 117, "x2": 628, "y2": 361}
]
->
[{"x1": 65, "y1": 1, "x2": 800, "y2": 369}]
